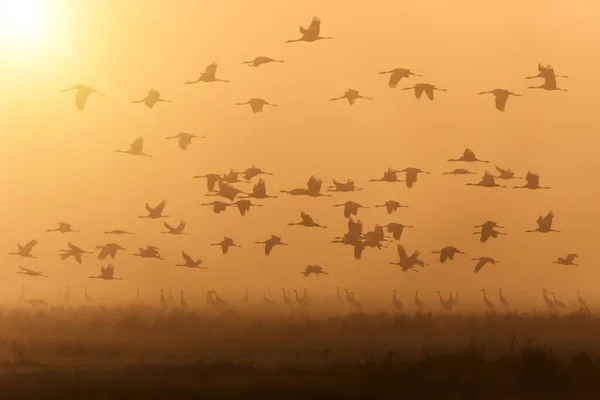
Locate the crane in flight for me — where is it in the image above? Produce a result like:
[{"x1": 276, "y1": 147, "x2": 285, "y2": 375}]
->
[
  {"x1": 139, "y1": 201, "x2": 168, "y2": 219},
  {"x1": 131, "y1": 89, "x2": 171, "y2": 108},
  {"x1": 379, "y1": 68, "x2": 422, "y2": 89},
  {"x1": 96, "y1": 243, "x2": 126, "y2": 260},
  {"x1": 448, "y1": 148, "x2": 489, "y2": 163},
  {"x1": 165, "y1": 132, "x2": 205, "y2": 150},
  {"x1": 185, "y1": 62, "x2": 229, "y2": 84},
  {"x1": 526, "y1": 211, "x2": 560, "y2": 233},
  {"x1": 330, "y1": 89, "x2": 373, "y2": 105},
  {"x1": 116, "y1": 137, "x2": 152, "y2": 157},
  {"x1": 255, "y1": 235, "x2": 289, "y2": 256},
  {"x1": 161, "y1": 220, "x2": 187, "y2": 235},
  {"x1": 89, "y1": 264, "x2": 122, "y2": 280},
  {"x1": 17, "y1": 266, "x2": 47, "y2": 278},
  {"x1": 472, "y1": 257, "x2": 498, "y2": 273},
  {"x1": 235, "y1": 98, "x2": 277, "y2": 113},
  {"x1": 390, "y1": 244, "x2": 427, "y2": 272},
  {"x1": 431, "y1": 246, "x2": 465, "y2": 263},
  {"x1": 286, "y1": 16, "x2": 333, "y2": 43},
  {"x1": 60, "y1": 84, "x2": 105, "y2": 111},
  {"x1": 210, "y1": 237, "x2": 241, "y2": 255},
  {"x1": 300, "y1": 265, "x2": 329, "y2": 277},
  {"x1": 402, "y1": 83, "x2": 447, "y2": 100},
  {"x1": 375, "y1": 200, "x2": 408, "y2": 215},
  {"x1": 288, "y1": 212, "x2": 327, "y2": 228},
  {"x1": 478, "y1": 89, "x2": 521, "y2": 112},
  {"x1": 513, "y1": 172, "x2": 550, "y2": 189},
  {"x1": 175, "y1": 251, "x2": 206, "y2": 269},
  {"x1": 553, "y1": 253, "x2": 578, "y2": 266},
  {"x1": 9, "y1": 240, "x2": 38, "y2": 258},
  {"x1": 242, "y1": 56, "x2": 285, "y2": 67},
  {"x1": 46, "y1": 222, "x2": 79, "y2": 233}
]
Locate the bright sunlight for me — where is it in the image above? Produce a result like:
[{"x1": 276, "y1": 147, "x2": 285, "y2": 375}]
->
[{"x1": 0, "y1": 0, "x2": 52, "y2": 50}]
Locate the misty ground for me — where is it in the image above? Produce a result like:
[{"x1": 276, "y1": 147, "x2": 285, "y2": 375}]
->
[{"x1": 1, "y1": 305, "x2": 600, "y2": 398}]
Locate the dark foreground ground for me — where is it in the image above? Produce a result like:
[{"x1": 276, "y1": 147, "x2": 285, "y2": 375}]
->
[{"x1": 1, "y1": 347, "x2": 600, "y2": 399}]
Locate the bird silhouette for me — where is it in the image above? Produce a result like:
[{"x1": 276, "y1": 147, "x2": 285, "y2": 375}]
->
[
  {"x1": 379, "y1": 68, "x2": 422, "y2": 89},
  {"x1": 255, "y1": 235, "x2": 289, "y2": 256},
  {"x1": 210, "y1": 237, "x2": 241, "y2": 255},
  {"x1": 89, "y1": 264, "x2": 122, "y2": 280},
  {"x1": 280, "y1": 176, "x2": 330, "y2": 197},
  {"x1": 553, "y1": 253, "x2": 579, "y2": 266},
  {"x1": 431, "y1": 246, "x2": 465, "y2": 263},
  {"x1": 96, "y1": 243, "x2": 126, "y2": 260},
  {"x1": 513, "y1": 172, "x2": 550, "y2": 189},
  {"x1": 498, "y1": 288, "x2": 510, "y2": 308},
  {"x1": 185, "y1": 62, "x2": 229, "y2": 84},
  {"x1": 231, "y1": 199, "x2": 262, "y2": 216},
  {"x1": 395, "y1": 167, "x2": 431, "y2": 188},
  {"x1": 392, "y1": 289, "x2": 404, "y2": 312},
  {"x1": 235, "y1": 98, "x2": 276, "y2": 113},
  {"x1": 162, "y1": 220, "x2": 187, "y2": 235},
  {"x1": 60, "y1": 84, "x2": 105, "y2": 111},
  {"x1": 494, "y1": 166, "x2": 521, "y2": 180},
  {"x1": 369, "y1": 167, "x2": 404, "y2": 183},
  {"x1": 528, "y1": 75, "x2": 568, "y2": 91},
  {"x1": 242, "y1": 56, "x2": 285, "y2": 67},
  {"x1": 402, "y1": 83, "x2": 447, "y2": 100},
  {"x1": 443, "y1": 168, "x2": 477, "y2": 175},
  {"x1": 165, "y1": 132, "x2": 205, "y2": 150},
  {"x1": 139, "y1": 201, "x2": 168, "y2": 219},
  {"x1": 300, "y1": 265, "x2": 329, "y2": 277},
  {"x1": 375, "y1": 200, "x2": 408, "y2": 215},
  {"x1": 201, "y1": 200, "x2": 231, "y2": 214},
  {"x1": 175, "y1": 251, "x2": 206, "y2": 269},
  {"x1": 60, "y1": 242, "x2": 92, "y2": 264},
  {"x1": 104, "y1": 229, "x2": 133, "y2": 235},
  {"x1": 9, "y1": 240, "x2": 38, "y2": 258},
  {"x1": 472, "y1": 257, "x2": 498, "y2": 273},
  {"x1": 288, "y1": 212, "x2": 327, "y2": 228},
  {"x1": 414, "y1": 291, "x2": 424, "y2": 312},
  {"x1": 131, "y1": 89, "x2": 171, "y2": 108},
  {"x1": 448, "y1": 148, "x2": 489, "y2": 163},
  {"x1": 242, "y1": 178, "x2": 278, "y2": 199},
  {"x1": 46, "y1": 222, "x2": 79, "y2": 233},
  {"x1": 116, "y1": 137, "x2": 152, "y2": 157},
  {"x1": 327, "y1": 179, "x2": 362, "y2": 192},
  {"x1": 526, "y1": 63, "x2": 568, "y2": 80},
  {"x1": 133, "y1": 246, "x2": 163, "y2": 259},
  {"x1": 286, "y1": 16, "x2": 333, "y2": 43},
  {"x1": 17, "y1": 266, "x2": 47, "y2": 278},
  {"x1": 237, "y1": 166, "x2": 274, "y2": 181},
  {"x1": 334, "y1": 201, "x2": 368, "y2": 218},
  {"x1": 466, "y1": 171, "x2": 506, "y2": 188},
  {"x1": 390, "y1": 244, "x2": 427, "y2": 272},
  {"x1": 330, "y1": 89, "x2": 373, "y2": 105},
  {"x1": 478, "y1": 89, "x2": 521, "y2": 111},
  {"x1": 481, "y1": 289, "x2": 495, "y2": 313},
  {"x1": 383, "y1": 223, "x2": 413, "y2": 241},
  {"x1": 205, "y1": 181, "x2": 248, "y2": 201},
  {"x1": 526, "y1": 211, "x2": 560, "y2": 233},
  {"x1": 473, "y1": 221, "x2": 506, "y2": 243},
  {"x1": 193, "y1": 173, "x2": 222, "y2": 192},
  {"x1": 552, "y1": 292, "x2": 567, "y2": 309}
]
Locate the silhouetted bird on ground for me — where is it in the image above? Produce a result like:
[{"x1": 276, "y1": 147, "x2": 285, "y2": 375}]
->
[
  {"x1": 96, "y1": 243, "x2": 126, "y2": 260},
  {"x1": 17, "y1": 266, "x2": 47, "y2": 278},
  {"x1": 327, "y1": 179, "x2": 362, "y2": 192},
  {"x1": 104, "y1": 229, "x2": 133, "y2": 235},
  {"x1": 289, "y1": 212, "x2": 327, "y2": 228},
  {"x1": 443, "y1": 168, "x2": 477, "y2": 175},
  {"x1": 255, "y1": 235, "x2": 289, "y2": 255},
  {"x1": 286, "y1": 16, "x2": 333, "y2": 43},
  {"x1": 89, "y1": 264, "x2": 122, "y2": 280},
  {"x1": 165, "y1": 132, "x2": 205, "y2": 150},
  {"x1": 513, "y1": 172, "x2": 550, "y2": 189},
  {"x1": 553, "y1": 253, "x2": 579, "y2": 266},
  {"x1": 478, "y1": 89, "x2": 521, "y2": 111},
  {"x1": 402, "y1": 83, "x2": 447, "y2": 100},
  {"x1": 383, "y1": 223, "x2": 413, "y2": 241},
  {"x1": 448, "y1": 148, "x2": 489, "y2": 163},
  {"x1": 494, "y1": 166, "x2": 521, "y2": 180},
  {"x1": 193, "y1": 173, "x2": 222, "y2": 192},
  {"x1": 498, "y1": 288, "x2": 510, "y2": 308},
  {"x1": 139, "y1": 201, "x2": 168, "y2": 219},
  {"x1": 175, "y1": 251, "x2": 206, "y2": 269},
  {"x1": 379, "y1": 68, "x2": 422, "y2": 89},
  {"x1": 61, "y1": 84, "x2": 105, "y2": 111},
  {"x1": 185, "y1": 62, "x2": 229, "y2": 84},
  {"x1": 242, "y1": 178, "x2": 278, "y2": 199},
  {"x1": 280, "y1": 176, "x2": 330, "y2": 197},
  {"x1": 201, "y1": 200, "x2": 230, "y2": 214},
  {"x1": 414, "y1": 291, "x2": 424, "y2": 312},
  {"x1": 369, "y1": 168, "x2": 404, "y2": 183},
  {"x1": 116, "y1": 137, "x2": 152, "y2": 157},
  {"x1": 472, "y1": 257, "x2": 498, "y2": 273},
  {"x1": 552, "y1": 292, "x2": 567, "y2": 309},
  {"x1": 390, "y1": 245, "x2": 427, "y2": 272},
  {"x1": 231, "y1": 199, "x2": 262, "y2": 216},
  {"x1": 235, "y1": 98, "x2": 277, "y2": 113},
  {"x1": 392, "y1": 289, "x2": 404, "y2": 312},
  {"x1": 211, "y1": 237, "x2": 241, "y2": 255},
  {"x1": 481, "y1": 289, "x2": 495, "y2": 313},
  {"x1": 466, "y1": 171, "x2": 506, "y2": 187},
  {"x1": 301, "y1": 265, "x2": 329, "y2": 276},
  {"x1": 10, "y1": 240, "x2": 38, "y2": 258},
  {"x1": 133, "y1": 246, "x2": 163, "y2": 259},
  {"x1": 242, "y1": 57, "x2": 285, "y2": 67},
  {"x1": 334, "y1": 201, "x2": 368, "y2": 218},
  {"x1": 131, "y1": 89, "x2": 171, "y2": 108},
  {"x1": 46, "y1": 222, "x2": 78, "y2": 233},
  {"x1": 526, "y1": 211, "x2": 560, "y2": 233},
  {"x1": 330, "y1": 89, "x2": 373, "y2": 105},
  {"x1": 395, "y1": 167, "x2": 431, "y2": 188},
  {"x1": 431, "y1": 246, "x2": 465, "y2": 263},
  {"x1": 162, "y1": 220, "x2": 187, "y2": 235},
  {"x1": 375, "y1": 200, "x2": 408, "y2": 215}
]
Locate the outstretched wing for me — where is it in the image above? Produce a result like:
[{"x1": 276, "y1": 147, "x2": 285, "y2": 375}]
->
[
  {"x1": 306, "y1": 15, "x2": 321, "y2": 36},
  {"x1": 182, "y1": 251, "x2": 194, "y2": 264},
  {"x1": 154, "y1": 201, "x2": 167, "y2": 214},
  {"x1": 18, "y1": 266, "x2": 34, "y2": 273},
  {"x1": 131, "y1": 137, "x2": 144, "y2": 152},
  {"x1": 300, "y1": 212, "x2": 313, "y2": 224},
  {"x1": 204, "y1": 62, "x2": 218, "y2": 77},
  {"x1": 397, "y1": 244, "x2": 409, "y2": 263},
  {"x1": 163, "y1": 221, "x2": 174, "y2": 231},
  {"x1": 23, "y1": 239, "x2": 38, "y2": 253}
]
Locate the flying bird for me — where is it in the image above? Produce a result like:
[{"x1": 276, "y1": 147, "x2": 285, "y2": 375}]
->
[
  {"x1": 472, "y1": 257, "x2": 498, "y2": 273},
  {"x1": 201, "y1": 200, "x2": 231, "y2": 214},
  {"x1": 17, "y1": 266, "x2": 47, "y2": 278},
  {"x1": 89, "y1": 264, "x2": 122, "y2": 280},
  {"x1": 431, "y1": 246, "x2": 465, "y2": 263},
  {"x1": 466, "y1": 171, "x2": 505, "y2": 188},
  {"x1": 513, "y1": 172, "x2": 550, "y2": 189},
  {"x1": 60, "y1": 84, "x2": 105, "y2": 111},
  {"x1": 185, "y1": 62, "x2": 229, "y2": 84},
  {"x1": 494, "y1": 166, "x2": 521, "y2": 180},
  {"x1": 288, "y1": 212, "x2": 327, "y2": 228},
  {"x1": 46, "y1": 222, "x2": 79, "y2": 233},
  {"x1": 9, "y1": 240, "x2": 38, "y2": 258},
  {"x1": 448, "y1": 148, "x2": 489, "y2": 163},
  {"x1": 165, "y1": 132, "x2": 205, "y2": 150},
  {"x1": 383, "y1": 223, "x2": 413, "y2": 241},
  {"x1": 330, "y1": 89, "x2": 373, "y2": 105},
  {"x1": 231, "y1": 199, "x2": 262, "y2": 216},
  {"x1": 300, "y1": 265, "x2": 329, "y2": 277},
  {"x1": 286, "y1": 16, "x2": 333, "y2": 43},
  {"x1": 379, "y1": 68, "x2": 422, "y2": 89},
  {"x1": 255, "y1": 235, "x2": 289, "y2": 256},
  {"x1": 280, "y1": 176, "x2": 330, "y2": 197},
  {"x1": 235, "y1": 98, "x2": 276, "y2": 113},
  {"x1": 478, "y1": 89, "x2": 521, "y2": 112},
  {"x1": 395, "y1": 167, "x2": 431, "y2": 188},
  {"x1": 526, "y1": 63, "x2": 568, "y2": 80},
  {"x1": 390, "y1": 245, "x2": 427, "y2": 272},
  {"x1": 193, "y1": 173, "x2": 222, "y2": 192},
  {"x1": 210, "y1": 237, "x2": 241, "y2": 255},
  {"x1": 96, "y1": 243, "x2": 126, "y2": 260},
  {"x1": 327, "y1": 179, "x2": 362, "y2": 192},
  {"x1": 334, "y1": 201, "x2": 369, "y2": 218},
  {"x1": 175, "y1": 251, "x2": 206, "y2": 269},
  {"x1": 237, "y1": 166, "x2": 274, "y2": 181},
  {"x1": 375, "y1": 200, "x2": 408, "y2": 215},
  {"x1": 526, "y1": 211, "x2": 560, "y2": 233},
  {"x1": 139, "y1": 201, "x2": 168, "y2": 219},
  {"x1": 242, "y1": 57, "x2": 285, "y2": 67},
  {"x1": 133, "y1": 246, "x2": 163, "y2": 259},
  {"x1": 553, "y1": 253, "x2": 579, "y2": 266},
  {"x1": 369, "y1": 168, "x2": 404, "y2": 183},
  {"x1": 443, "y1": 169, "x2": 477, "y2": 175},
  {"x1": 402, "y1": 83, "x2": 447, "y2": 100},
  {"x1": 116, "y1": 137, "x2": 152, "y2": 157},
  {"x1": 131, "y1": 89, "x2": 171, "y2": 108},
  {"x1": 162, "y1": 220, "x2": 187, "y2": 235},
  {"x1": 104, "y1": 229, "x2": 133, "y2": 235}
]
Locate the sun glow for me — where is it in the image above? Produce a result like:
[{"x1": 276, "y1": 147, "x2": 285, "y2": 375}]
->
[{"x1": 0, "y1": 0, "x2": 53, "y2": 50}]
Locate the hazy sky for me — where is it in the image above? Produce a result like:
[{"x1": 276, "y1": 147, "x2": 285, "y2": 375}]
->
[{"x1": 0, "y1": 0, "x2": 599, "y2": 309}]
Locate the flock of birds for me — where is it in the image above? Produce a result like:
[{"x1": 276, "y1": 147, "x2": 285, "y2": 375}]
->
[{"x1": 9, "y1": 15, "x2": 580, "y2": 314}]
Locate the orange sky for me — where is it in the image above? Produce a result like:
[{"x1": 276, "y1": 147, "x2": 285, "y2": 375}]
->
[{"x1": 0, "y1": 0, "x2": 599, "y2": 310}]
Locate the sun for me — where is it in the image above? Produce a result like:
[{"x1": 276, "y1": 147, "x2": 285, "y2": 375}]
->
[{"x1": 0, "y1": 0, "x2": 51, "y2": 48}]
